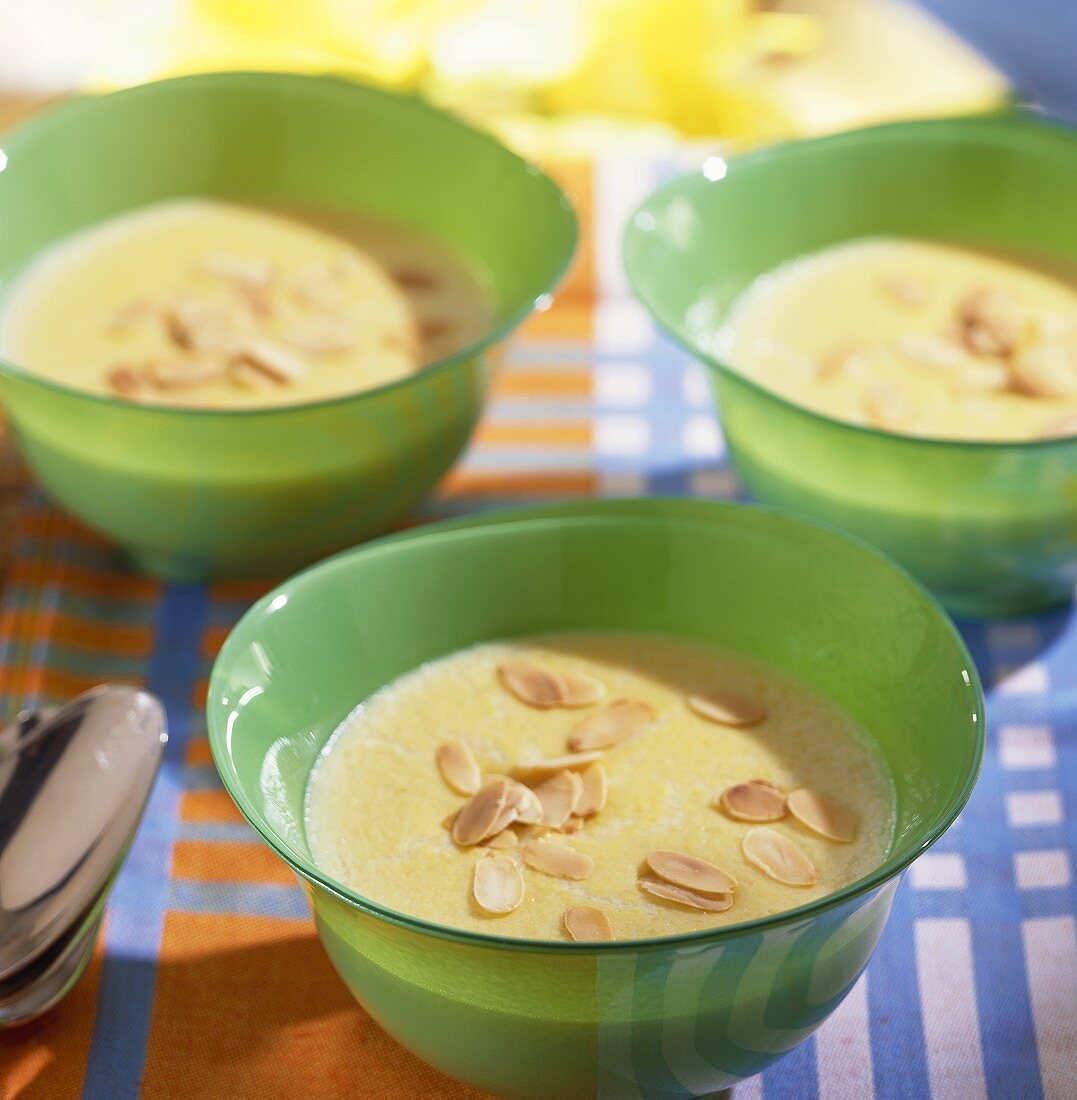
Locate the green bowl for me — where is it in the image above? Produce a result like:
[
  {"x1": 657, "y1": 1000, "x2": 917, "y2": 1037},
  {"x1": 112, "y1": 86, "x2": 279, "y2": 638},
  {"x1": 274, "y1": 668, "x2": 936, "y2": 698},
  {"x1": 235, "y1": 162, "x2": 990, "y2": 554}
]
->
[
  {"x1": 0, "y1": 72, "x2": 575, "y2": 580},
  {"x1": 623, "y1": 114, "x2": 1077, "y2": 617},
  {"x1": 208, "y1": 498, "x2": 982, "y2": 1099}
]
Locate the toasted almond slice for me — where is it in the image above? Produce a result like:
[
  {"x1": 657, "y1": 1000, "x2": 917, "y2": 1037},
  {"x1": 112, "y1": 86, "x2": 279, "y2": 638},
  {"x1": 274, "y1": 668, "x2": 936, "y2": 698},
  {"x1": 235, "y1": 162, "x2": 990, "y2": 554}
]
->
[
  {"x1": 435, "y1": 739, "x2": 481, "y2": 796},
  {"x1": 574, "y1": 762, "x2": 608, "y2": 817},
  {"x1": 645, "y1": 850, "x2": 737, "y2": 895},
  {"x1": 197, "y1": 252, "x2": 273, "y2": 287},
  {"x1": 896, "y1": 333, "x2": 968, "y2": 369},
  {"x1": 949, "y1": 361, "x2": 1011, "y2": 393},
  {"x1": 879, "y1": 274, "x2": 927, "y2": 308},
  {"x1": 504, "y1": 779, "x2": 545, "y2": 826},
  {"x1": 282, "y1": 315, "x2": 357, "y2": 356},
  {"x1": 861, "y1": 381, "x2": 911, "y2": 430},
  {"x1": 522, "y1": 838, "x2": 594, "y2": 880},
  {"x1": 639, "y1": 876, "x2": 734, "y2": 911},
  {"x1": 147, "y1": 357, "x2": 227, "y2": 390},
  {"x1": 515, "y1": 750, "x2": 604, "y2": 776},
  {"x1": 717, "y1": 781, "x2": 788, "y2": 823},
  {"x1": 742, "y1": 827, "x2": 816, "y2": 886},
  {"x1": 533, "y1": 769, "x2": 583, "y2": 828},
  {"x1": 563, "y1": 905, "x2": 613, "y2": 942},
  {"x1": 452, "y1": 777, "x2": 510, "y2": 847},
  {"x1": 165, "y1": 297, "x2": 247, "y2": 353},
  {"x1": 687, "y1": 691, "x2": 765, "y2": 727},
  {"x1": 484, "y1": 829, "x2": 519, "y2": 850},
  {"x1": 1039, "y1": 411, "x2": 1077, "y2": 439},
  {"x1": 232, "y1": 338, "x2": 308, "y2": 384},
  {"x1": 105, "y1": 365, "x2": 147, "y2": 398},
  {"x1": 230, "y1": 361, "x2": 277, "y2": 391},
  {"x1": 392, "y1": 268, "x2": 439, "y2": 291},
  {"x1": 560, "y1": 815, "x2": 585, "y2": 834},
  {"x1": 787, "y1": 789, "x2": 857, "y2": 843},
  {"x1": 108, "y1": 299, "x2": 156, "y2": 332},
  {"x1": 751, "y1": 778, "x2": 783, "y2": 792},
  {"x1": 816, "y1": 343, "x2": 860, "y2": 380},
  {"x1": 1009, "y1": 343, "x2": 1077, "y2": 398},
  {"x1": 472, "y1": 853, "x2": 524, "y2": 915},
  {"x1": 957, "y1": 287, "x2": 1029, "y2": 357},
  {"x1": 498, "y1": 657, "x2": 568, "y2": 708},
  {"x1": 292, "y1": 262, "x2": 346, "y2": 308},
  {"x1": 559, "y1": 670, "x2": 606, "y2": 708},
  {"x1": 568, "y1": 699, "x2": 654, "y2": 751}
]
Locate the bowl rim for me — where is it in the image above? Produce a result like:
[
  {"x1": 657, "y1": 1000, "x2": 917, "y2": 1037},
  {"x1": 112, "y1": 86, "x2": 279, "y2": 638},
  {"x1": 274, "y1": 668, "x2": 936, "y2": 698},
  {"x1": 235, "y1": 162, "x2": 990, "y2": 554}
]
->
[
  {"x1": 623, "y1": 110, "x2": 1077, "y2": 449},
  {"x1": 0, "y1": 70, "x2": 578, "y2": 418},
  {"x1": 207, "y1": 497, "x2": 986, "y2": 954}
]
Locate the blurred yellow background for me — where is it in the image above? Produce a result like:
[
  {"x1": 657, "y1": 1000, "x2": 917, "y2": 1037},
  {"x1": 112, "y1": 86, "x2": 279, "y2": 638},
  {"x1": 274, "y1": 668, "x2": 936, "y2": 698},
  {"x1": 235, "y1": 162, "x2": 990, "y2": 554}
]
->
[{"x1": 0, "y1": 0, "x2": 1008, "y2": 158}]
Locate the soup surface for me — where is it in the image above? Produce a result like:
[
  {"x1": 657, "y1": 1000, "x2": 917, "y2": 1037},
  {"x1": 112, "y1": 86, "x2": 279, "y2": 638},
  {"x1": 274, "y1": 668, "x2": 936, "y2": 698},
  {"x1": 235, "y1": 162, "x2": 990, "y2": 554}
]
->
[
  {"x1": 0, "y1": 198, "x2": 491, "y2": 408},
  {"x1": 305, "y1": 632, "x2": 895, "y2": 942},
  {"x1": 716, "y1": 237, "x2": 1077, "y2": 441}
]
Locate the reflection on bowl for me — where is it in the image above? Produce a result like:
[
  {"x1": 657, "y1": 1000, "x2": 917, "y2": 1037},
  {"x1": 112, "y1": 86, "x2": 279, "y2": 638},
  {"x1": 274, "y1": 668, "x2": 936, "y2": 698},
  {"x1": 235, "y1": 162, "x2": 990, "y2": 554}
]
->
[
  {"x1": 624, "y1": 114, "x2": 1077, "y2": 617},
  {"x1": 208, "y1": 498, "x2": 982, "y2": 1099},
  {"x1": 0, "y1": 72, "x2": 576, "y2": 580}
]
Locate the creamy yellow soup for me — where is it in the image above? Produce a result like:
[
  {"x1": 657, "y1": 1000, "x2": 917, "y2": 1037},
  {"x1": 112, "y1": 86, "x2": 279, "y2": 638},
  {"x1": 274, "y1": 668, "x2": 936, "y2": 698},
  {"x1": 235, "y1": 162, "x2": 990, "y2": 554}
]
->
[
  {"x1": 304, "y1": 633, "x2": 895, "y2": 942},
  {"x1": 0, "y1": 198, "x2": 491, "y2": 408},
  {"x1": 716, "y1": 237, "x2": 1077, "y2": 441}
]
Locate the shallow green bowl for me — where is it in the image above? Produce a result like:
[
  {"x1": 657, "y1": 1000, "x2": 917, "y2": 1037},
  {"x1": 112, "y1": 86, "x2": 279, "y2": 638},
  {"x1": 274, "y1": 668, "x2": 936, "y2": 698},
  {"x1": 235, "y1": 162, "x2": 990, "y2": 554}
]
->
[
  {"x1": 0, "y1": 72, "x2": 575, "y2": 580},
  {"x1": 208, "y1": 498, "x2": 982, "y2": 1099},
  {"x1": 623, "y1": 114, "x2": 1077, "y2": 617}
]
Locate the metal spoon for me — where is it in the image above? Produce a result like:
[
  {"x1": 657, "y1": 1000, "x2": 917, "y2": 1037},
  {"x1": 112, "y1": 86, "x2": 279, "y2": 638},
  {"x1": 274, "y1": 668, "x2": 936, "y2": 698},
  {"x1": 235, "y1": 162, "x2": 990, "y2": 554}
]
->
[
  {"x1": 0, "y1": 684, "x2": 166, "y2": 1018},
  {"x1": 0, "y1": 891, "x2": 106, "y2": 1026}
]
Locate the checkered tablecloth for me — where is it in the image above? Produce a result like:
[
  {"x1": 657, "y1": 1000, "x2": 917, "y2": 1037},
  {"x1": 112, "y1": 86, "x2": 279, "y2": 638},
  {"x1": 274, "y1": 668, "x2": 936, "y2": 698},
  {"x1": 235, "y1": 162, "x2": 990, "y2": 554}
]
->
[{"x1": 0, "y1": 161, "x2": 1074, "y2": 1100}]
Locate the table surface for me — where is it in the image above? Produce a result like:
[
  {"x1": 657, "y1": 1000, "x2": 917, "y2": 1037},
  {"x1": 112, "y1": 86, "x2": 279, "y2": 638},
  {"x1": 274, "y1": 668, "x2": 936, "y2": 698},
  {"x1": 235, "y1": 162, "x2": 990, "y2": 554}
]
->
[{"x1": 0, "y1": 152, "x2": 1075, "y2": 1100}]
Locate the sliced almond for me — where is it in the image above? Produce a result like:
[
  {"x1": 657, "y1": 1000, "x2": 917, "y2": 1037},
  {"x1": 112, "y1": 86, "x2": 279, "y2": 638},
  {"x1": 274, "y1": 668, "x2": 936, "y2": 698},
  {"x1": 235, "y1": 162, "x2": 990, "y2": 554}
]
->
[
  {"x1": 165, "y1": 297, "x2": 247, "y2": 353},
  {"x1": 230, "y1": 361, "x2": 277, "y2": 391},
  {"x1": 742, "y1": 826, "x2": 816, "y2": 886},
  {"x1": 292, "y1": 262, "x2": 346, "y2": 309},
  {"x1": 879, "y1": 274, "x2": 927, "y2": 308},
  {"x1": 816, "y1": 343, "x2": 860, "y2": 380},
  {"x1": 197, "y1": 252, "x2": 273, "y2": 287},
  {"x1": 686, "y1": 691, "x2": 765, "y2": 728},
  {"x1": 533, "y1": 769, "x2": 583, "y2": 829},
  {"x1": 435, "y1": 739, "x2": 481, "y2": 796},
  {"x1": 574, "y1": 762, "x2": 608, "y2": 817},
  {"x1": 957, "y1": 287, "x2": 1029, "y2": 357},
  {"x1": 751, "y1": 778, "x2": 783, "y2": 792},
  {"x1": 559, "y1": 670, "x2": 606, "y2": 707},
  {"x1": 861, "y1": 381, "x2": 911, "y2": 430},
  {"x1": 896, "y1": 333, "x2": 968, "y2": 369},
  {"x1": 521, "y1": 838, "x2": 594, "y2": 880},
  {"x1": 484, "y1": 829, "x2": 519, "y2": 850},
  {"x1": 717, "y1": 781, "x2": 788, "y2": 823},
  {"x1": 472, "y1": 853, "x2": 524, "y2": 914},
  {"x1": 645, "y1": 850, "x2": 737, "y2": 895},
  {"x1": 514, "y1": 750, "x2": 604, "y2": 776},
  {"x1": 563, "y1": 905, "x2": 613, "y2": 942},
  {"x1": 282, "y1": 315, "x2": 357, "y2": 356},
  {"x1": 503, "y1": 779, "x2": 545, "y2": 826},
  {"x1": 232, "y1": 338, "x2": 308, "y2": 384},
  {"x1": 441, "y1": 809, "x2": 459, "y2": 831},
  {"x1": 108, "y1": 299, "x2": 156, "y2": 332},
  {"x1": 787, "y1": 789, "x2": 857, "y2": 843},
  {"x1": 1039, "y1": 411, "x2": 1077, "y2": 439},
  {"x1": 147, "y1": 357, "x2": 226, "y2": 391},
  {"x1": 105, "y1": 365, "x2": 147, "y2": 398},
  {"x1": 639, "y1": 876, "x2": 734, "y2": 911},
  {"x1": 392, "y1": 268, "x2": 439, "y2": 291},
  {"x1": 498, "y1": 657, "x2": 568, "y2": 708},
  {"x1": 1009, "y1": 343, "x2": 1077, "y2": 398},
  {"x1": 568, "y1": 699, "x2": 654, "y2": 752},
  {"x1": 561, "y1": 815, "x2": 585, "y2": 834},
  {"x1": 452, "y1": 777, "x2": 510, "y2": 847}
]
